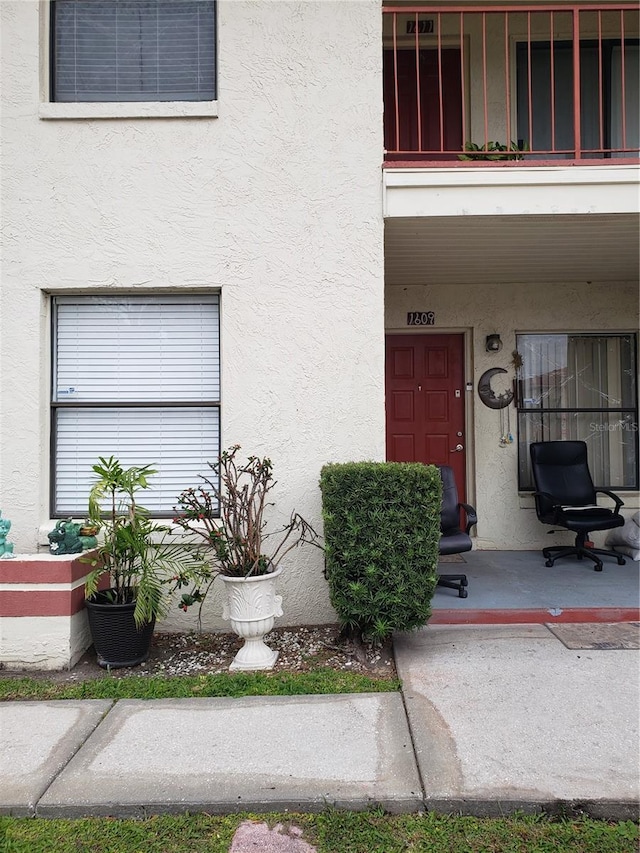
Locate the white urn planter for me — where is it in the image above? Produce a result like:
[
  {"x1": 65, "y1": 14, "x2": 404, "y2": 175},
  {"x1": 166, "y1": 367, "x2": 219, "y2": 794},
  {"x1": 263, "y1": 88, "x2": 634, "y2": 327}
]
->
[{"x1": 220, "y1": 565, "x2": 283, "y2": 671}]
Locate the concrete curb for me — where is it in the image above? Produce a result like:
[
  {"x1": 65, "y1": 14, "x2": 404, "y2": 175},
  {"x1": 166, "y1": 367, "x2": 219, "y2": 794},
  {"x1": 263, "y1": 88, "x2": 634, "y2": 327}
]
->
[{"x1": 421, "y1": 797, "x2": 640, "y2": 822}]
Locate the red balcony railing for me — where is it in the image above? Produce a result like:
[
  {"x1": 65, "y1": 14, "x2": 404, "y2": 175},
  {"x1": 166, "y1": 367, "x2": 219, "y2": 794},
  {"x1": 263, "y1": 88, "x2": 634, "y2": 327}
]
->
[{"x1": 383, "y1": 4, "x2": 640, "y2": 165}]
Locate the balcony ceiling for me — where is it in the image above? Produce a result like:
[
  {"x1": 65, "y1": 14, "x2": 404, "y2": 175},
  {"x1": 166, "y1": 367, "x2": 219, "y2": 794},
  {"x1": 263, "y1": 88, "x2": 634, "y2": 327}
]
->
[{"x1": 384, "y1": 213, "x2": 640, "y2": 286}]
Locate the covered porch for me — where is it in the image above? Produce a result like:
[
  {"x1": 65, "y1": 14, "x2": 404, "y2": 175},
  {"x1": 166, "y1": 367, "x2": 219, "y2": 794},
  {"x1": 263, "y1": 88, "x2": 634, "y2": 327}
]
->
[
  {"x1": 383, "y1": 151, "x2": 640, "y2": 553},
  {"x1": 431, "y1": 549, "x2": 640, "y2": 622}
]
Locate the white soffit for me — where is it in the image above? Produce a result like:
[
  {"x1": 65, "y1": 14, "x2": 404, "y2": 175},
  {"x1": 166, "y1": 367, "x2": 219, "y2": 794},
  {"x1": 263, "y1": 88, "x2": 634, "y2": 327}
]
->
[{"x1": 384, "y1": 213, "x2": 640, "y2": 285}]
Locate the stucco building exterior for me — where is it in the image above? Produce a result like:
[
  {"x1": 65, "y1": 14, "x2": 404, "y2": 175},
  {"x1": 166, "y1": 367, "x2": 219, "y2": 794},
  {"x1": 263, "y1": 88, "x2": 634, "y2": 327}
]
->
[{"x1": 1, "y1": 0, "x2": 638, "y2": 666}]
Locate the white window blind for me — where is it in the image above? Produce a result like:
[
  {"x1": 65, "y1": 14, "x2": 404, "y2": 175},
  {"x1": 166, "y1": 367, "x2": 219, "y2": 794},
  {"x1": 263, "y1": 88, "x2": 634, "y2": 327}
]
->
[
  {"x1": 52, "y1": 0, "x2": 216, "y2": 103},
  {"x1": 53, "y1": 295, "x2": 220, "y2": 515},
  {"x1": 54, "y1": 298, "x2": 220, "y2": 402}
]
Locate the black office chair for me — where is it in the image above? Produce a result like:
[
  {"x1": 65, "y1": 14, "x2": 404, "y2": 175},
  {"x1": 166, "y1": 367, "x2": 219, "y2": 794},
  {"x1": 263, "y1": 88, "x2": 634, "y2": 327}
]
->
[
  {"x1": 436, "y1": 465, "x2": 477, "y2": 598},
  {"x1": 529, "y1": 440, "x2": 626, "y2": 572}
]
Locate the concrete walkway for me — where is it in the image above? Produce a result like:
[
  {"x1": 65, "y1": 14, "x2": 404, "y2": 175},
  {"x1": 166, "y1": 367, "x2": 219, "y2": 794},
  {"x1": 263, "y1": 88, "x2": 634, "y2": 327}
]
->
[
  {"x1": 395, "y1": 623, "x2": 639, "y2": 819},
  {"x1": 1, "y1": 621, "x2": 638, "y2": 821}
]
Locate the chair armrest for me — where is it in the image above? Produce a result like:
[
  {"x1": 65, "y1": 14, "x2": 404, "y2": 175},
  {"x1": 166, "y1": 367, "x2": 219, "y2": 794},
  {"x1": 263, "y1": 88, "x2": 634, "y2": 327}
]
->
[
  {"x1": 458, "y1": 502, "x2": 478, "y2": 534},
  {"x1": 595, "y1": 489, "x2": 624, "y2": 514},
  {"x1": 533, "y1": 490, "x2": 560, "y2": 504},
  {"x1": 532, "y1": 491, "x2": 563, "y2": 523}
]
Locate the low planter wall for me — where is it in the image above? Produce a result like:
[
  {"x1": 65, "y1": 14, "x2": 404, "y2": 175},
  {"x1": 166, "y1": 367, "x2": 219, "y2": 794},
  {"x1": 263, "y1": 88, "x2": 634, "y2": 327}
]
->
[{"x1": 0, "y1": 553, "x2": 97, "y2": 670}]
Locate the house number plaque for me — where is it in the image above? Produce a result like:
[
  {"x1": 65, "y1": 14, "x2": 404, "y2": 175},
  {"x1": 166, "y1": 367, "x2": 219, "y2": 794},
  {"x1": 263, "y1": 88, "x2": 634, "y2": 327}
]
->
[
  {"x1": 406, "y1": 19, "x2": 434, "y2": 34},
  {"x1": 407, "y1": 311, "x2": 435, "y2": 326}
]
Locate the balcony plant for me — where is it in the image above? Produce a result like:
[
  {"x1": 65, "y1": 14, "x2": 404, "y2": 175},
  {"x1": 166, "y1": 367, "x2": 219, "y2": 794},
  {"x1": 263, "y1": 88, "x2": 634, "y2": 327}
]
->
[
  {"x1": 83, "y1": 456, "x2": 206, "y2": 669},
  {"x1": 459, "y1": 140, "x2": 529, "y2": 161},
  {"x1": 170, "y1": 445, "x2": 320, "y2": 670}
]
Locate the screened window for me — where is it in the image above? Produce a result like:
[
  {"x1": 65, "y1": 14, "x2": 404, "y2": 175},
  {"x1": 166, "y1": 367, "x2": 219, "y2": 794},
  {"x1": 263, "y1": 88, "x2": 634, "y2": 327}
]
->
[
  {"x1": 51, "y1": 0, "x2": 216, "y2": 103},
  {"x1": 52, "y1": 295, "x2": 220, "y2": 515},
  {"x1": 517, "y1": 333, "x2": 638, "y2": 490}
]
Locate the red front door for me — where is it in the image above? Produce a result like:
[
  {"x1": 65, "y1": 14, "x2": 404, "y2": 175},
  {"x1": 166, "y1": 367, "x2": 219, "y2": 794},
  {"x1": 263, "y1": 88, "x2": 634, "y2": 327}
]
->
[
  {"x1": 383, "y1": 48, "x2": 463, "y2": 156},
  {"x1": 385, "y1": 334, "x2": 466, "y2": 501}
]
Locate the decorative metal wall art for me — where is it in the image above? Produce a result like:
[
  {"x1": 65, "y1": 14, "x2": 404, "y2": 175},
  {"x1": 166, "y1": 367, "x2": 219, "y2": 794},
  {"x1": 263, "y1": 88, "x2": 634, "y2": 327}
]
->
[{"x1": 477, "y1": 367, "x2": 514, "y2": 409}]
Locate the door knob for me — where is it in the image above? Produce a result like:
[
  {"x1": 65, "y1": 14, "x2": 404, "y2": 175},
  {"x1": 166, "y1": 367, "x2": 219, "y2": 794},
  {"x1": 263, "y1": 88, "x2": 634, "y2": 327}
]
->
[{"x1": 450, "y1": 444, "x2": 464, "y2": 452}]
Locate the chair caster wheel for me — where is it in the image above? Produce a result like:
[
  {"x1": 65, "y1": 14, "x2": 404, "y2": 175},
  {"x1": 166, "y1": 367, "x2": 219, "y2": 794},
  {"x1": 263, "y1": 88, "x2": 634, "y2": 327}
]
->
[
  {"x1": 459, "y1": 588, "x2": 468, "y2": 599},
  {"x1": 545, "y1": 560, "x2": 553, "y2": 567},
  {"x1": 594, "y1": 564, "x2": 603, "y2": 572},
  {"x1": 618, "y1": 557, "x2": 626, "y2": 565}
]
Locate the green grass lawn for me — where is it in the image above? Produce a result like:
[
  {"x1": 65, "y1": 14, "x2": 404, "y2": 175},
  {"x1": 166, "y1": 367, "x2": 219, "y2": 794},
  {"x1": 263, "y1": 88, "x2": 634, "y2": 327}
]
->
[
  {"x1": 0, "y1": 812, "x2": 637, "y2": 853},
  {"x1": 0, "y1": 668, "x2": 399, "y2": 702}
]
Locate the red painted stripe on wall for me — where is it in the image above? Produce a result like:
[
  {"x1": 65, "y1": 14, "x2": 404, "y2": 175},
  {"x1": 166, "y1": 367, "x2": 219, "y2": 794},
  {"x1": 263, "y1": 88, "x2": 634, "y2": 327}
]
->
[
  {"x1": 0, "y1": 553, "x2": 98, "y2": 585},
  {"x1": 0, "y1": 585, "x2": 86, "y2": 617}
]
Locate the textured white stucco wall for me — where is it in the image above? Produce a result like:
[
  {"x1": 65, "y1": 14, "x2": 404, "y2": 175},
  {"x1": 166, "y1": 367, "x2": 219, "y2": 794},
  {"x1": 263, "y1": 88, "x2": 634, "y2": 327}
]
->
[
  {"x1": 0, "y1": 1, "x2": 386, "y2": 628},
  {"x1": 0, "y1": 612, "x2": 91, "y2": 670},
  {"x1": 386, "y1": 280, "x2": 640, "y2": 550}
]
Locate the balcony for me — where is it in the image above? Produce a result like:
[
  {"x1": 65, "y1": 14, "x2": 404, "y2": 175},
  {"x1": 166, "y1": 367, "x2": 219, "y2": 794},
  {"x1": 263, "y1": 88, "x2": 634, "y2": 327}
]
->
[{"x1": 383, "y1": 4, "x2": 639, "y2": 166}]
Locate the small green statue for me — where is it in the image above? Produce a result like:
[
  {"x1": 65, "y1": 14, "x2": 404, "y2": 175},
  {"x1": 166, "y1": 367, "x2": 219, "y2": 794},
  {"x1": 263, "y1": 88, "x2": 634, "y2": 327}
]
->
[
  {"x1": 48, "y1": 518, "x2": 97, "y2": 555},
  {"x1": 0, "y1": 511, "x2": 14, "y2": 556}
]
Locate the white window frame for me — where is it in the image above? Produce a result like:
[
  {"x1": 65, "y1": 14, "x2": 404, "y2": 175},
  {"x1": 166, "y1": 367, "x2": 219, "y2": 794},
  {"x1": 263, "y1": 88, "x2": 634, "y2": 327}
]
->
[
  {"x1": 39, "y1": 0, "x2": 219, "y2": 120},
  {"x1": 51, "y1": 294, "x2": 221, "y2": 516}
]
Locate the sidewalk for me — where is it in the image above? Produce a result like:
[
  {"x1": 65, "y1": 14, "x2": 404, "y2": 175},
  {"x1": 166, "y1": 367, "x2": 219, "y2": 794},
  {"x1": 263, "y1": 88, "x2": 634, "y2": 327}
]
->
[{"x1": 1, "y1": 622, "x2": 638, "y2": 821}]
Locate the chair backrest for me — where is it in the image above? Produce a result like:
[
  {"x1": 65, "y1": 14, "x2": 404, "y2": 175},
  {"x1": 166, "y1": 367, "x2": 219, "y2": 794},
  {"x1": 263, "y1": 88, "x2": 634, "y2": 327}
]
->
[
  {"x1": 529, "y1": 441, "x2": 597, "y2": 516},
  {"x1": 436, "y1": 465, "x2": 460, "y2": 532}
]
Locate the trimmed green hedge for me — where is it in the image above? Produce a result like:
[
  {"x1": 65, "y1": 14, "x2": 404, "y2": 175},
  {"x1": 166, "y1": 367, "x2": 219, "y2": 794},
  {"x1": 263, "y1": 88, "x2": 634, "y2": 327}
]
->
[{"x1": 320, "y1": 461, "x2": 442, "y2": 642}]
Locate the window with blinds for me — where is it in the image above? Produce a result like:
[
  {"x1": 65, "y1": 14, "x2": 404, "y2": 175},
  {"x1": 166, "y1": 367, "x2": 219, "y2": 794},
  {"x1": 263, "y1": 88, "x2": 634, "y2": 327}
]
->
[
  {"x1": 51, "y1": 0, "x2": 216, "y2": 103},
  {"x1": 52, "y1": 295, "x2": 220, "y2": 515},
  {"x1": 516, "y1": 333, "x2": 638, "y2": 491}
]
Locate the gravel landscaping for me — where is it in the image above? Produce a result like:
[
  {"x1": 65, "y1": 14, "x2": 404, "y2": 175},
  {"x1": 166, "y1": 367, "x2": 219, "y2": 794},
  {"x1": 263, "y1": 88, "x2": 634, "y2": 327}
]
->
[{"x1": 0, "y1": 625, "x2": 397, "y2": 684}]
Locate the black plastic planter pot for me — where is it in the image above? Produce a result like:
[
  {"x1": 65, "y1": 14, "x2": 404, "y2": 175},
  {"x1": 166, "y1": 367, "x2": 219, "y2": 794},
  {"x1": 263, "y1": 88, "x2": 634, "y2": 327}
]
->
[{"x1": 84, "y1": 589, "x2": 155, "y2": 668}]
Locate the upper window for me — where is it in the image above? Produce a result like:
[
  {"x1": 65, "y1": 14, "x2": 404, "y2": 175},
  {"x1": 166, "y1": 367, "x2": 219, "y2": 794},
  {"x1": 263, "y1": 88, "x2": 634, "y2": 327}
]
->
[
  {"x1": 517, "y1": 40, "x2": 639, "y2": 159},
  {"x1": 51, "y1": 295, "x2": 220, "y2": 516},
  {"x1": 517, "y1": 333, "x2": 638, "y2": 491},
  {"x1": 51, "y1": 0, "x2": 216, "y2": 103}
]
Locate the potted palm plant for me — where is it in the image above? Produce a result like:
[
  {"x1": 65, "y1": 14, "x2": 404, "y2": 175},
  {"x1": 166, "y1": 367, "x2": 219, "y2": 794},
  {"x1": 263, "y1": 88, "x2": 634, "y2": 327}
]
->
[
  {"x1": 171, "y1": 445, "x2": 320, "y2": 670},
  {"x1": 83, "y1": 456, "x2": 206, "y2": 669}
]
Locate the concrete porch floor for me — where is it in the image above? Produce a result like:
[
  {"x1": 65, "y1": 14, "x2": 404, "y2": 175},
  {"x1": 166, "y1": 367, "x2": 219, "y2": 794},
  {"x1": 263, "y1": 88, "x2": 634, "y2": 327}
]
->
[{"x1": 432, "y1": 550, "x2": 640, "y2": 624}]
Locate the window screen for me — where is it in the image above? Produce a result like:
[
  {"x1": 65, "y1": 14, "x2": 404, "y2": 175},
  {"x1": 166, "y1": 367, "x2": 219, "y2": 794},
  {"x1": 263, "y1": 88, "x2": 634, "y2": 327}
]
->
[
  {"x1": 52, "y1": 295, "x2": 220, "y2": 514},
  {"x1": 52, "y1": 0, "x2": 216, "y2": 102}
]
